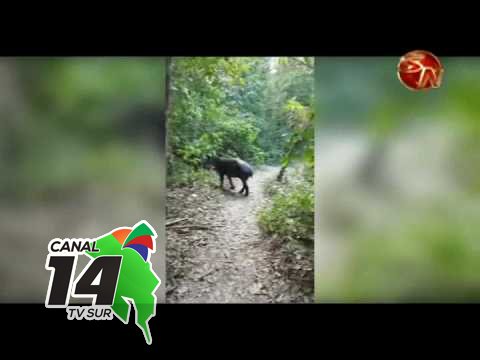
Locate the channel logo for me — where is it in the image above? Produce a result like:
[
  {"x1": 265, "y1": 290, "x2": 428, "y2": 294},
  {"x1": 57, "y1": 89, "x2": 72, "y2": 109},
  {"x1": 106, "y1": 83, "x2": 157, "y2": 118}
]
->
[{"x1": 45, "y1": 220, "x2": 161, "y2": 345}]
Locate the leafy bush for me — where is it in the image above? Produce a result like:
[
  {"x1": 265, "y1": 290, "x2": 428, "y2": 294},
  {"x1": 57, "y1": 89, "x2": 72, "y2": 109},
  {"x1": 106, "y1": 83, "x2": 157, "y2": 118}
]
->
[
  {"x1": 167, "y1": 160, "x2": 217, "y2": 187},
  {"x1": 258, "y1": 173, "x2": 314, "y2": 245}
]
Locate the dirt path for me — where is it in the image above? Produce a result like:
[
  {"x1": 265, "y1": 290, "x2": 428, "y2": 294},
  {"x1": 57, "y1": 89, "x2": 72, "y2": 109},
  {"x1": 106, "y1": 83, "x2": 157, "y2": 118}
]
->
[{"x1": 167, "y1": 166, "x2": 313, "y2": 303}]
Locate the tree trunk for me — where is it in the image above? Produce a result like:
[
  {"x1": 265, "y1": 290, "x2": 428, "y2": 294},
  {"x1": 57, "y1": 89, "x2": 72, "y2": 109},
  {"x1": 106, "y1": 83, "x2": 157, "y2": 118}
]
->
[{"x1": 277, "y1": 166, "x2": 287, "y2": 182}]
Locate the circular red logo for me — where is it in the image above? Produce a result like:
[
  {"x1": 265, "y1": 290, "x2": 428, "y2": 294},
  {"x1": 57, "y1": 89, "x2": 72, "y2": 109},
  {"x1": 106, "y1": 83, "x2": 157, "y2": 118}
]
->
[{"x1": 397, "y1": 50, "x2": 444, "y2": 91}]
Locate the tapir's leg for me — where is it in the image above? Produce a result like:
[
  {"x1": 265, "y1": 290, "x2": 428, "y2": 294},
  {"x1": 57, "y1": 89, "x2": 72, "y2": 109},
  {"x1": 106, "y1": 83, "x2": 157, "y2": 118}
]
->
[
  {"x1": 228, "y1": 176, "x2": 235, "y2": 190},
  {"x1": 244, "y1": 181, "x2": 249, "y2": 196},
  {"x1": 239, "y1": 179, "x2": 246, "y2": 194},
  {"x1": 219, "y1": 173, "x2": 224, "y2": 189}
]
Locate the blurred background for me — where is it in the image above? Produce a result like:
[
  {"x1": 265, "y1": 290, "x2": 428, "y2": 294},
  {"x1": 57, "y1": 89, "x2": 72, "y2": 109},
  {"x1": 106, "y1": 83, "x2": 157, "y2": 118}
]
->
[
  {"x1": 0, "y1": 58, "x2": 166, "y2": 303},
  {"x1": 315, "y1": 57, "x2": 480, "y2": 302}
]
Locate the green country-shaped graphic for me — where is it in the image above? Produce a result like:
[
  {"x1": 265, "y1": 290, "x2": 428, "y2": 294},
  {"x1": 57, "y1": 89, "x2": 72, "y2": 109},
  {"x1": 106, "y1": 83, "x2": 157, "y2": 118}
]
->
[{"x1": 86, "y1": 221, "x2": 160, "y2": 345}]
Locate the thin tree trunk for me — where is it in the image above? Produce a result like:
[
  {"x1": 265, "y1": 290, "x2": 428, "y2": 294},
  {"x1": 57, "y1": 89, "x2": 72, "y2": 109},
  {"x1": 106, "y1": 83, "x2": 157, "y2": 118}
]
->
[{"x1": 277, "y1": 166, "x2": 287, "y2": 182}]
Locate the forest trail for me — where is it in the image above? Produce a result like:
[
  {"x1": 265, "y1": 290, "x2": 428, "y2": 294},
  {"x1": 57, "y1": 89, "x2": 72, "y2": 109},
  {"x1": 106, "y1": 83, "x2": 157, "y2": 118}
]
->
[{"x1": 167, "y1": 166, "x2": 312, "y2": 303}]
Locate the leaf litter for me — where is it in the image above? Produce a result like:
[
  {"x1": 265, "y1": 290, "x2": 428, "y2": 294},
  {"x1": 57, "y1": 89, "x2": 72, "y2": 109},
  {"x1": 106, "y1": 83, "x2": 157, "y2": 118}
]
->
[{"x1": 166, "y1": 166, "x2": 313, "y2": 303}]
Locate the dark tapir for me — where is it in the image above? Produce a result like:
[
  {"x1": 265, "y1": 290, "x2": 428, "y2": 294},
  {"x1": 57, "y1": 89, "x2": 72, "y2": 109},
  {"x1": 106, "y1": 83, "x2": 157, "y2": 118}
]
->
[{"x1": 204, "y1": 157, "x2": 254, "y2": 196}]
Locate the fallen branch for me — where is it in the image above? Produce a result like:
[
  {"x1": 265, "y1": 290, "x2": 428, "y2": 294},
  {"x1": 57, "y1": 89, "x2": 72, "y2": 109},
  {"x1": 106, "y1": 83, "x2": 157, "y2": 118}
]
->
[
  {"x1": 195, "y1": 268, "x2": 216, "y2": 281},
  {"x1": 166, "y1": 217, "x2": 188, "y2": 227},
  {"x1": 166, "y1": 285, "x2": 177, "y2": 294}
]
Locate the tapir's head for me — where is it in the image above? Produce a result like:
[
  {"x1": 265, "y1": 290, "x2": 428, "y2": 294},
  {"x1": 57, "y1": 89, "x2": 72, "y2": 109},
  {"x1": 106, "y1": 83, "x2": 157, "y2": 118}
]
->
[{"x1": 202, "y1": 156, "x2": 218, "y2": 170}]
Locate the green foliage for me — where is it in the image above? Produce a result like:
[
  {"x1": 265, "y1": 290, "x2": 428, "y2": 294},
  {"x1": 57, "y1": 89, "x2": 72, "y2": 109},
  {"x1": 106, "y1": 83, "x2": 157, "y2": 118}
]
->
[
  {"x1": 258, "y1": 171, "x2": 314, "y2": 245},
  {"x1": 168, "y1": 57, "x2": 313, "y2": 185},
  {"x1": 280, "y1": 99, "x2": 314, "y2": 170},
  {"x1": 166, "y1": 161, "x2": 216, "y2": 188},
  {"x1": 261, "y1": 58, "x2": 314, "y2": 164},
  {"x1": 168, "y1": 57, "x2": 265, "y2": 177}
]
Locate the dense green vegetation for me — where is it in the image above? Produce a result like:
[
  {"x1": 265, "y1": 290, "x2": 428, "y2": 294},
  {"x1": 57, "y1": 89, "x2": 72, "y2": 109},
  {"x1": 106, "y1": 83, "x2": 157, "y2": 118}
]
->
[
  {"x1": 167, "y1": 57, "x2": 314, "y2": 243},
  {"x1": 0, "y1": 58, "x2": 166, "y2": 201},
  {"x1": 258, "y1": 166, "x2": 314, "y2": 245}
]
